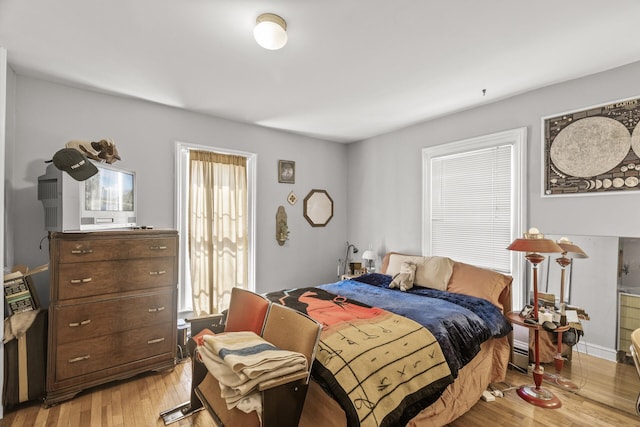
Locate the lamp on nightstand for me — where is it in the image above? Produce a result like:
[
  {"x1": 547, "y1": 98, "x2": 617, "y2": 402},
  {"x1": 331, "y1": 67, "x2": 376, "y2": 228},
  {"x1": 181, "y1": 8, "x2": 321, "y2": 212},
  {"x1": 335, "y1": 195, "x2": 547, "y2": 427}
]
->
[
  {"x1": 507, "y1": 227, "x2": 564, "y2": 408},
  {"x1": 362, "y1": 250, "x2": 376, "y2": 273}
]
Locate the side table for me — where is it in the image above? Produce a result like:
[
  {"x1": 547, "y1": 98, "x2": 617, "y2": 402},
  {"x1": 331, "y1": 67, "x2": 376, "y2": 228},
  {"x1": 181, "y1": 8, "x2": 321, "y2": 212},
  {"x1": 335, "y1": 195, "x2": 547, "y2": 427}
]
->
[{"x1": 506, "y1": 312, "x2": 569, "y2": 408}]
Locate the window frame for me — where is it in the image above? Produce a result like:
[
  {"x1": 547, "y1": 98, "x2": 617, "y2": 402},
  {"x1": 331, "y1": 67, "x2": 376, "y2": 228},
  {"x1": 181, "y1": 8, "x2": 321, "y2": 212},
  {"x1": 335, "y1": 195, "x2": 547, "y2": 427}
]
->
[
  {"x1": 422, "y1": 127, "x2": 527, "y2": 308},
  {"x1": 174, "y1": 142, "x2": 257, "y2": 314}
]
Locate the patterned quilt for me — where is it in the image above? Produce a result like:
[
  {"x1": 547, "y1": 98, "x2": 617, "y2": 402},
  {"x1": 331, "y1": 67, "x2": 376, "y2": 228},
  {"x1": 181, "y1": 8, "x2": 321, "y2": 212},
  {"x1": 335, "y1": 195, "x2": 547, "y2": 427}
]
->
[
  {"x1": 265, "y1": 276, "x2": 511, "y2": 427},
  {"x1": 265, "y1": 287, "x2": 453, "y2": 427},
  {"x1": 325, "y1": 274, "x2": 512, "y2": 375}
]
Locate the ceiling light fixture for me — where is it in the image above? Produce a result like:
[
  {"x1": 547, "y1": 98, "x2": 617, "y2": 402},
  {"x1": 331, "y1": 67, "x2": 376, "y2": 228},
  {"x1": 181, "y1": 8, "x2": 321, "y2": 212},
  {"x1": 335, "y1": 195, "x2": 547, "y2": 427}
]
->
[{"x1": 254, "y1": 13, "x2": 287, "y2": 50}]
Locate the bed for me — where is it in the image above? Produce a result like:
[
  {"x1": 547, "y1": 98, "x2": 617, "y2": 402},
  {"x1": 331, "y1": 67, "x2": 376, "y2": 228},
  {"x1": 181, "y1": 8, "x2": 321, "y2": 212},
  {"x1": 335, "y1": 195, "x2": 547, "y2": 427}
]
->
[{"x1": 192, "y1": 252, "x2": 513, "y2": 427}]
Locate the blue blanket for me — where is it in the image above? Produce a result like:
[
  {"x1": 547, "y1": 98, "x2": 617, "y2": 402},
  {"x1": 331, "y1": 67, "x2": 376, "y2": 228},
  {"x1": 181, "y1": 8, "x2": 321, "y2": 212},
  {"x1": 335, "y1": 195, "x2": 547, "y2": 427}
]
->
[{"x1": 319, "y1": 273, "x2": 512, "y2": 378}]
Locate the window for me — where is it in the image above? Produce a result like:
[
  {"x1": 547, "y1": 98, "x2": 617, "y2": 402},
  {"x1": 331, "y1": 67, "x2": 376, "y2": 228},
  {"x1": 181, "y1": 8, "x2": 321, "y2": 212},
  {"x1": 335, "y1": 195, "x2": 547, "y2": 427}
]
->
[
  {"x1": 175, "y1": 142, "x2": 256, "y2": 315},
  {"x1": 422, "y1": 127, "x2": 527, "y2": 306}
]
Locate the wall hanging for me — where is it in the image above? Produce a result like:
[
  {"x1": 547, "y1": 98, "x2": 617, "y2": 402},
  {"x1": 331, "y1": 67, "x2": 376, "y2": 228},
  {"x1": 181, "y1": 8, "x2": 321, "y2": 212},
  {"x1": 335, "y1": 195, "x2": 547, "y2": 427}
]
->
[
  {"x1": 543, "y1": 95, "x2": 640, "y2": 196},
  {"x1": 303, "y1": 189, "x2": 333, "y2": 227},
  {"x1": 278, "y1": 160, "x2": 295, "y2": 184},
  {"x1": 276, "y1": 205, "x2": 289, "y2": 245},
  {"x1": 287, "y1": 191, "x2": 297, "y2": 205}
]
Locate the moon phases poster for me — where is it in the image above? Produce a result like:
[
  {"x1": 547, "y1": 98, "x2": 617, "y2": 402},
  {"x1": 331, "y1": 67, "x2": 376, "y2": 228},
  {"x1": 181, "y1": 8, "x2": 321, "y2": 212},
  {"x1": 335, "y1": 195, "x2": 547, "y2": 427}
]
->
[{"x1": 543, "y1": 96, "x2": 640, "y2": 196}]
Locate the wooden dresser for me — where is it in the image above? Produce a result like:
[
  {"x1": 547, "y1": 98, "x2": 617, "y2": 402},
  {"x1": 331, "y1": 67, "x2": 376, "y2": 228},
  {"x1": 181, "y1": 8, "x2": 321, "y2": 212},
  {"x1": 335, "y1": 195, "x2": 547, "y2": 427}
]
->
[{"x1": 45, "y1": 229, "x2": 178, "y2": 406}]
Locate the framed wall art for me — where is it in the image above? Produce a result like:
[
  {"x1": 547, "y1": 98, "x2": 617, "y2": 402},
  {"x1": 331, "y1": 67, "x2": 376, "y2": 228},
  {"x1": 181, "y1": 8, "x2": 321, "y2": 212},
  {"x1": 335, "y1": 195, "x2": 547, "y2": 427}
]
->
[
  {"x1": 303, "y1": 189, "x2": 333, "y2": 227},
  {"x1": 543, "y1": 96, "x2": 640, "y2": 196},
  {"x1": 278, "y1": 160, "x2": 295, "y2": 184}
]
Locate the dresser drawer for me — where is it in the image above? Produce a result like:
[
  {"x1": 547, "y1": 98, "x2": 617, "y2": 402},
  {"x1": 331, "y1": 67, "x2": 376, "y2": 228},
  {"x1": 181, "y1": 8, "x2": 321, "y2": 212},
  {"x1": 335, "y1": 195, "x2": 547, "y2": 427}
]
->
[
  {"x1": 54, "y1": 322, "x2": 174, "y2": 382},
  {"x1": 57, "y1": 258, "x2": 175, "y2": 300},
  {"x1": 54, "y1": 290, "x2": 174, "y2": 344},
  {"x1": 57, "y1": 237, "x2": 177, "y2": 263}
]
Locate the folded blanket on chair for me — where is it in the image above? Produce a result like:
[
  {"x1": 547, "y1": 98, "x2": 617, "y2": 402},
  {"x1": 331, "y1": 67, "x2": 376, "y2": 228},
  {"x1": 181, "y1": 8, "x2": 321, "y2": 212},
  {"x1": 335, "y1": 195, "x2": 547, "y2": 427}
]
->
[
  {"x1": 203, "y1": 331, "x2": 307, "y2": 379},
  {"x1": 198, "y1": 331, "x2": 307, "y2": 411},
  {"x1": 199, "y1": 345, "x2": 306, "y2": 396}
]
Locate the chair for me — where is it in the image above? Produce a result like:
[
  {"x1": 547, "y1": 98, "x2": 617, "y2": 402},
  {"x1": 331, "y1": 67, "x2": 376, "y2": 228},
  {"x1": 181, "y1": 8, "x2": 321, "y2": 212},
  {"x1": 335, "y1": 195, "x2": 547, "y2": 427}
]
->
[
  {"x1": 194, "y1": 303, "x2": 322, "y2": 427},
  {"x1": 630, "y1": 328, "x2": 640, "y2": 416},
  {"x1": 160, "y1": 287, "x2": 271, "y2": 424},
  {"x1": 184, "y1": 287, "x2": 271, "y2": 339}
]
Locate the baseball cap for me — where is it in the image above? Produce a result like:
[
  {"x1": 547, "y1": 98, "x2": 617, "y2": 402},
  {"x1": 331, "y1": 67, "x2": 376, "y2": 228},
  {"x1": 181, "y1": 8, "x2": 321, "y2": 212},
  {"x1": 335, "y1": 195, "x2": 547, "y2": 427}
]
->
[{"x1": 51, "y1": 148, "x2": 99, "y2": 181}]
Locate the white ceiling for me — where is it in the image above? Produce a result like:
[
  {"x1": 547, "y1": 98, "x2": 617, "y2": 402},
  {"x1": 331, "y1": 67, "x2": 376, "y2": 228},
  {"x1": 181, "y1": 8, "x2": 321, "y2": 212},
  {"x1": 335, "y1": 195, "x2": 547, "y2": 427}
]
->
[{"x1": 2, "y1": 0, "x2": 640, "y2": 143}]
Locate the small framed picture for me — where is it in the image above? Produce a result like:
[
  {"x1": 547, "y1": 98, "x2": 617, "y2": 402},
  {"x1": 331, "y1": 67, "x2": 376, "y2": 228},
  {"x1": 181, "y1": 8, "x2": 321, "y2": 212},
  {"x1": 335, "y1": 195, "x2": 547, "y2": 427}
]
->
[
  {"x1": 519, "y1": 304, "x2": 534, "y2": 319},
  {"x1": 278, "y1": 160, "x2": 295, "y2": 184}
]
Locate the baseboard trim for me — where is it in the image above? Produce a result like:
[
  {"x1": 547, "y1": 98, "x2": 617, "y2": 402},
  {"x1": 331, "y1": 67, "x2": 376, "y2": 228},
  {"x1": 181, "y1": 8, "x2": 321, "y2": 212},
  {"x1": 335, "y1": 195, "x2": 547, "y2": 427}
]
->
[{"x1": 573, "y1": 340, "x2": 618, "y2": 362}]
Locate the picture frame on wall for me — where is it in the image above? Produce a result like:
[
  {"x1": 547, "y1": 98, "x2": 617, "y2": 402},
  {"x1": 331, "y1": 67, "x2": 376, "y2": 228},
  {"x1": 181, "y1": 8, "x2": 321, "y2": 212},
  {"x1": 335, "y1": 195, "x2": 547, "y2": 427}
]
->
[
  {"x1": 278, "y1": 160, "x2": 295, "y2": 184},
  {"x1": 543, "y1": 95, "x2": 640, "y2": 196}
]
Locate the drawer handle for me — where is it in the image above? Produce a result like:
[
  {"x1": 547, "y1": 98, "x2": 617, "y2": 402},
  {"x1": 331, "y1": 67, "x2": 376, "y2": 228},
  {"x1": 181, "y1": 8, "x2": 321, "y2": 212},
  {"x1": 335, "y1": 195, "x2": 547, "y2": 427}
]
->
[
  {"x1": 147, "y1": 338, "x2": 165, "y2": 344},
  {"x1": 70, "y1": 249, "x2": 94, "y2": 255},
  {"x1": 149, "y1": 270, "x2": 166, "y2": 276},
  {"x1": 68, "y1": 355, "x2": 90, "y2": 363},
  {"x1": 148, "y1": 306, "x2": 166, "y2": 313},
  {"x1": 70, "y1": 278, "x2": 93, "y2": 284},
  {"x1": 69, "y1": 319, "x2": 91, "y2": 327},
  {"x1": 149, "y1": 245, "x2": 168, "y2": 251}
]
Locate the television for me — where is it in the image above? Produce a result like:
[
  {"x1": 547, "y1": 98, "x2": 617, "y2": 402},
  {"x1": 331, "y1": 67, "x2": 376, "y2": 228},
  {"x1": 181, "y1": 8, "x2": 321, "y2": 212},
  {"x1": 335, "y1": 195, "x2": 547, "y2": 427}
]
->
[{"x1": 38, "y1": 160, "x2": 137, "y2": 231}]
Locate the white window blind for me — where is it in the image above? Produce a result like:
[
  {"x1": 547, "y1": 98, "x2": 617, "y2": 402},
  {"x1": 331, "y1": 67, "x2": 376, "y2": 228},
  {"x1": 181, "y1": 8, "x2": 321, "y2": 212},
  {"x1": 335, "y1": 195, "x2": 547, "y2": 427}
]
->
[{"x1": 429, "y1": 145, "x2": 512, "y2": 272}]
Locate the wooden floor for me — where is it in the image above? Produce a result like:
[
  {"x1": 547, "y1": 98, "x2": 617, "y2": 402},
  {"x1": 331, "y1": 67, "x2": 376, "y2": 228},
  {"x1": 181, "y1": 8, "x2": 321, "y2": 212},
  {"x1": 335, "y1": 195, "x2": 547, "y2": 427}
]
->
[
  {"x1": 2, "y1": 351, "x2": 639, "y2": 427},
  {"x1": 451, "y1": 354, "x2": 640, "y2": 427}
]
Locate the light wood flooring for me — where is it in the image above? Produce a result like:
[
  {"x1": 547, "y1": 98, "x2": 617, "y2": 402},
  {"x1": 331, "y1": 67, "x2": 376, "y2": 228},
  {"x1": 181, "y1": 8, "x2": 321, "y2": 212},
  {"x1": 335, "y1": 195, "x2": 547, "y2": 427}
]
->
[{"x1": 2, "y1": 351, "x2": 639, "y2": 426}]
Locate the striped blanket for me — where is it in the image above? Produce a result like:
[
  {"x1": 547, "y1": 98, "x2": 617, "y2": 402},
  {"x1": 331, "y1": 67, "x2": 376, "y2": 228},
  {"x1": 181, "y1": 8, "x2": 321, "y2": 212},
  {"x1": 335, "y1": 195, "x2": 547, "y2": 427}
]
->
[
  {"x1": 198, "y1": 331, "x2": 307, "y2": 410},
  {"x1": 265, "y1": 287, "x2": 453, "y2": 427}
]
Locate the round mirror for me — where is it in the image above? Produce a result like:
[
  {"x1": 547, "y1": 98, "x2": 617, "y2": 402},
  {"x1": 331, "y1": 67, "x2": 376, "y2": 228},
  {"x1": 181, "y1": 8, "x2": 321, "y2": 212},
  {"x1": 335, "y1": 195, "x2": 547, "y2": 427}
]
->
[{"x1": 303, "y1": 189, "x2": 333, "y2": 227}]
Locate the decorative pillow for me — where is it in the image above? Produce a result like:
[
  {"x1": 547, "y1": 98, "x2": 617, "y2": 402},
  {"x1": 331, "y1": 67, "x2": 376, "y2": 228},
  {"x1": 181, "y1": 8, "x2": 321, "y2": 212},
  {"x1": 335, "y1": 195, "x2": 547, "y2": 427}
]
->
[
  {"x1": 389, "y1": 261, "x2": 417, "y2": 292},
  {"x1": 385, "y1": 254, "x2": 454, "y2": 291},
  {"x1": 385, "y1": 254, "x2": 423, "y2": 276},
  {"x1": 446, "y1": 262, "x2": 513, "y2": 310}
]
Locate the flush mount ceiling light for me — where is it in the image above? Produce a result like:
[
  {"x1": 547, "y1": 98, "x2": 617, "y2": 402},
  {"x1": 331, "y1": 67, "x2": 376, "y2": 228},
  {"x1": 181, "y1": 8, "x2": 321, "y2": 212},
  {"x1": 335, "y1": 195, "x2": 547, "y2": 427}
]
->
[{"x1": 254, "y1": 13, "x2": 287, "y2": 50}]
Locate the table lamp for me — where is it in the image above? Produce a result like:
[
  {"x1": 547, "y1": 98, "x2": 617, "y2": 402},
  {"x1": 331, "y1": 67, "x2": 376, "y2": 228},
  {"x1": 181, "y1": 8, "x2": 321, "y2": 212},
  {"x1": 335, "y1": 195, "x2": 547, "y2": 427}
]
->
[
  {"x1": 341, "y1": 242, "x2": 359, "y2": 276},
  {"x1": 362, "y1": 250, "x2": 376, "y2": 273},
  {"x1": 507, "y1": 227, "x2": 564, "y2": 408}
]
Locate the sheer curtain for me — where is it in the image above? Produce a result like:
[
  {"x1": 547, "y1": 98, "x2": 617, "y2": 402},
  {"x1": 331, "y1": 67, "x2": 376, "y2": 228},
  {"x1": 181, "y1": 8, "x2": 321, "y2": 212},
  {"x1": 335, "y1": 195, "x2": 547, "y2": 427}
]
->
[{"x1": 189, "y1": 151, "x2": 248, "y2": 316}]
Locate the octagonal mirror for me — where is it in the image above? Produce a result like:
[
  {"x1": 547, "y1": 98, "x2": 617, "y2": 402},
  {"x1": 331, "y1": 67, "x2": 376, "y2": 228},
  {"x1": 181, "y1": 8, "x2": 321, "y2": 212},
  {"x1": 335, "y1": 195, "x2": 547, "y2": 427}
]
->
[{"x1": 303, "y1": 189, "x2": 333, "y2": 227}]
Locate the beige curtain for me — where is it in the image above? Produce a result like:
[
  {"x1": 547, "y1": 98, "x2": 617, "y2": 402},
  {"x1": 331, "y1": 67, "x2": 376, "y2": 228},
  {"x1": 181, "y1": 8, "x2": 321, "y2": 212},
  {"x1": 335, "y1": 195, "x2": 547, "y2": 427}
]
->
[{"x1": 189, "y1": 150, "x2": 248, "y2": 316}]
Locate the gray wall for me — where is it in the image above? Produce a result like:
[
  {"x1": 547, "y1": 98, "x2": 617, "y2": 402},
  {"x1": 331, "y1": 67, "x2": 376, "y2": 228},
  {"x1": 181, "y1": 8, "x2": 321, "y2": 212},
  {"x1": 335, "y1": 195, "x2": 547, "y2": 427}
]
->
[
  {"x1": 346, "y1": 60, "x2": 640, "y2": 360},
  {"x1": 7, "y1": 61, "x2": 640, "y2": 365},
  {"x1": 6, "y1": 75, "x2": 348, "y2": 306}
]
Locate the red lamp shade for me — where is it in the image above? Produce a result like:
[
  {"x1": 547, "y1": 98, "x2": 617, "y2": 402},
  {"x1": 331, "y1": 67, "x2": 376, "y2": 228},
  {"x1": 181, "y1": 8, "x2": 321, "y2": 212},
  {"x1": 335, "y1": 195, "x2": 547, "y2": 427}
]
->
[
  {"x1": 556, "y1": 237, "x2": 588, "y2": 259},
  {"x1": 507, "y1": 228, "x2": 564, "y2": 255}
]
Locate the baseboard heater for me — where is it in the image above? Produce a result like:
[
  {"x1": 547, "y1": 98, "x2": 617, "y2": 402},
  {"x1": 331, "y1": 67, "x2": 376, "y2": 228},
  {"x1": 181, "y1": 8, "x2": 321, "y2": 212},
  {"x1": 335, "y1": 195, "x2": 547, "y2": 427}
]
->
[{"x1": 512, "y1": 343, "x2": 529, "y2": 371}]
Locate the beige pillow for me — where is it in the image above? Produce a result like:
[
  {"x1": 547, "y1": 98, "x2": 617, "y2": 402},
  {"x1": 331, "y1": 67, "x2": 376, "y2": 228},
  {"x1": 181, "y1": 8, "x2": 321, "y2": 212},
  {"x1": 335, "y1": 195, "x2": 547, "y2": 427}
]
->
[
  {"x1": 386, "y1": 254, "x2": 454, "y2": 291},
  {"x1": 446, "y1": 262, "x2": 513, "y2": 310}
]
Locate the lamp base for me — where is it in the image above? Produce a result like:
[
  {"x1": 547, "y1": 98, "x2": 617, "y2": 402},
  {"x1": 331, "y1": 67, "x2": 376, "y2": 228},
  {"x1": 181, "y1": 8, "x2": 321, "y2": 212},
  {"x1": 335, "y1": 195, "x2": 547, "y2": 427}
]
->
[
  {"x1": 543, "y1": 372, "x2": 579, "y2": 391},
  {"x1": 517, "y1": 385, "x2": 562, "y2": 408}
]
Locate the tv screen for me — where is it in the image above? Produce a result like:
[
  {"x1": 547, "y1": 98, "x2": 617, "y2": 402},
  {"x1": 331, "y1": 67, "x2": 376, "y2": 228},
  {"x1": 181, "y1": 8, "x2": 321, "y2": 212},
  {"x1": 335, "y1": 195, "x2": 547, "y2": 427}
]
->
[{"x1": 84, "y1": 166, "x2": 134, "y2": 212}]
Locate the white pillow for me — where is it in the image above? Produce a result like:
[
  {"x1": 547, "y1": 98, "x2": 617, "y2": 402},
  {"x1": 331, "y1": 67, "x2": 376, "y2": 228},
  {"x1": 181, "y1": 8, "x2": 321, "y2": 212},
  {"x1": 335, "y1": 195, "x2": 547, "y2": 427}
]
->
[{"x1": 386, "y1": 254, "x2": 454, "y2": 291}]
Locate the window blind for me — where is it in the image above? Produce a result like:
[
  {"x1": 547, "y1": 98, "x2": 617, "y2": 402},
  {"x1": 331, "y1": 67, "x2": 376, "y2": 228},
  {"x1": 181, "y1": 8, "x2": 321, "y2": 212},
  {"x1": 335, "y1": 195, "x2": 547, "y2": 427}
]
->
[{"x1": 429, "y1": 145, "x2": 512, "y2": 272}]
